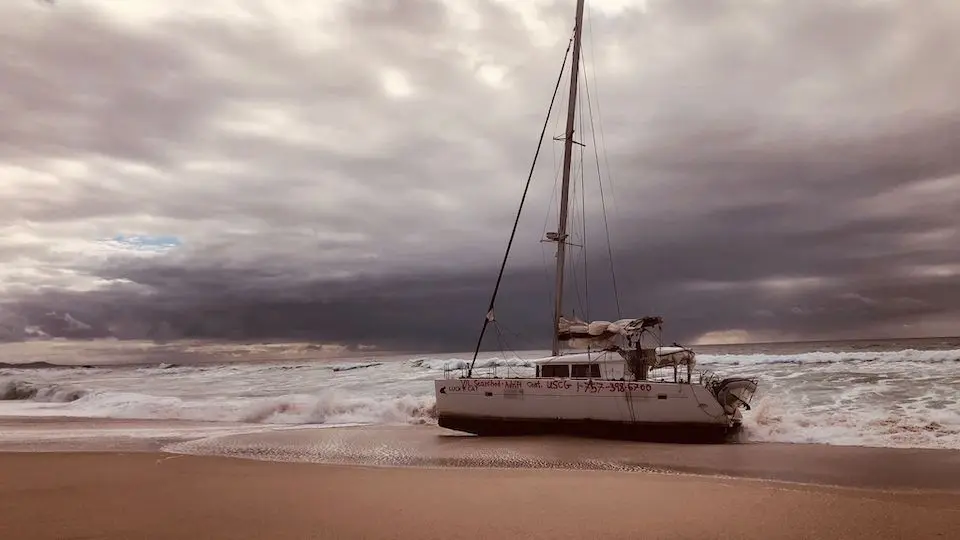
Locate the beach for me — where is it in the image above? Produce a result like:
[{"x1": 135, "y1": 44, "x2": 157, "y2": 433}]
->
[
  {"x1": 2, "y1": 339, "x2": 959, "y2": 538},
  {"x1": 2, "y1": 420, "x2": 960, "y2": 539},
  {"x1": 2, "y1": 451, "x2": 958, "y2": 540}
]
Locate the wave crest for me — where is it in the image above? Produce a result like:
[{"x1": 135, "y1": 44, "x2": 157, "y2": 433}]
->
[
  {"x1": 0, "y1": 383, "x2": 436, "y2": 427},
  {"x1": 239, "y1": 392, "x2": 436, "y2": 425},
  {"x1": 742, "y1": 394, "x2": 960, "y2": 449},
  {"x1": 407, "y1": 357, "x2": 535, "y2": 371},
  {"x1": 701, "y1": 348, "x2": 960, "y2": 366}
]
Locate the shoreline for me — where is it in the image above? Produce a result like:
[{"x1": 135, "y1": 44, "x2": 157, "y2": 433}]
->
[
  {"x1": 27, "y1": 448, "x2": 959, "y2": 497},
  {"x1": 162, "y1": 424, "x2": 960, "y2": 492},
  {"x1": 3, "y1": 419, "x2": 960, "y2": 492},
  {"x1": 5, "y1": 446, "x2": 960, "y2": 496},
  {"x1": 2, "y1": 451, "x2": 958, "y2": 540}
]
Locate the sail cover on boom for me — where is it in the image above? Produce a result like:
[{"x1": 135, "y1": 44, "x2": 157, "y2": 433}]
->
[{"x1": 557, "y1": 315, "x2": 663, "y2": 349}]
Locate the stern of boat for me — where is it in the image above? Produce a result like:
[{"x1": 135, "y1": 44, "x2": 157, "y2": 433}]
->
[{"x1": 705, "y1": 375, "x2": 759, "y2": 417}]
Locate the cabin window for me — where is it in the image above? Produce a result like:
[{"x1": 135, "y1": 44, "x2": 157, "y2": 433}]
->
[
  {"x1": 571, "y1": 363, "x2": 601, "y2": 378},
  {"x1": 541, "y1": 364, "x2": 569, "y2": 378}
]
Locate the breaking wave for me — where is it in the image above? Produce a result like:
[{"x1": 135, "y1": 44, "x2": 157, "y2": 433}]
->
[
  {"x1": 0, "y1": 380, "x2": 88, "y2": 403},
  {"x1": 0, "y1": 385, "x2": 436, "y2": 427},
  {"x1": 238, "y1": 392, "x2": 435, "y2": 425},
  {"x1": 699, "y1": 348, "x2": 960, "y2": 367},
  {"x1": 406, "y1": 356, "x2": 536, "y2": 371},
  {"x1": 330, "y1": 362, "x2": 382, "y2": 372},
  {"x1": 742, "y1": 392, "x2": 960, "y2": 449}
]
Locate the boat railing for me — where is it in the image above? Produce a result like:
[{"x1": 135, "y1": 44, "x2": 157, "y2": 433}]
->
[
  {"x1": 645, "y1": 364, "x2": 694, "y2": 383},
  {"x1": 443, "y1": 364, "x2": 529, "y2": 380},
  {"x1": 443, "y1": 363, "x2": 722, "y2": 386},
  {"x1": 698, "y1": 370, "x2": 722, "y2": 388},
  {"x1": 443, "y1": 364, "x2": 464, "y2": 379},
  {"x1": 636, "y1": 366, "x2": 722, "y2": 386}
]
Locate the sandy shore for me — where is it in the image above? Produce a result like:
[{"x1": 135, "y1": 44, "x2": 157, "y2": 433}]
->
[
  {"x1": 1, "y1": 452, "x2": 958, "y2": 540},
  {"x1": 5, "y1": 418, "x2": 960, "y2": 488},
  {"x1": 168, "y1": 424, "x2": 960, "y2": 490}
]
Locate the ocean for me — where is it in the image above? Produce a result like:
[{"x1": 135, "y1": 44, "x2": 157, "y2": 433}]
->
[{"x1": 1, "y1": 337, "x2": 959, "y2": 455}]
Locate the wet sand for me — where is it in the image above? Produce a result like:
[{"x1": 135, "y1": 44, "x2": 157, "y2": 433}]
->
[
  {"x1": 170, "y1": 424, "x2": 960, "y2": 491},
  {"x1": 4, "y1": 418, "x2": 960, "y2": 491},
  {"x1": 1, "y1": 452, "x2": 958, "y2": 540},
  {"x1": 3, "y1": 419, "x2": 960, "y2": 539},
  {"x1": 0, "y1": 416, "x2": 271, "y2": 452}
]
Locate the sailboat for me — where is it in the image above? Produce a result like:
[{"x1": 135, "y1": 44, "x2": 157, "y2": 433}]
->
[{"x1": 434, "y1": 0, "x2": 758, "y2": 443}]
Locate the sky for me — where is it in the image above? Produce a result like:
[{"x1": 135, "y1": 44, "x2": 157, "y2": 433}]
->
[{"x1": 1, "y1": 0, "x2": 958, "y2": 350}]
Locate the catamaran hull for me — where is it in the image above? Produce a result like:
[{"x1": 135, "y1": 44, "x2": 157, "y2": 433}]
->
[
  {"x1": 433, "y1": 378, "x2": 742, "y2": 443},
  {"x1": 438, "y1": 414, "x2": 739, "y2": 443}
]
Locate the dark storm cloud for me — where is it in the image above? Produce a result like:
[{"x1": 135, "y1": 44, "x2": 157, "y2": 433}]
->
[
  {"x1": 0, "y1": 5, "x2": 222, "y2": 168},
  {"x1": 1, "y1": 0, "x2": 958, "y2": 349}
]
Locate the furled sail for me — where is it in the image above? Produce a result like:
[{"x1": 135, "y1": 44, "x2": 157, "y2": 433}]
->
[{"x1": 557, "y1": 315, "x2": 663, "y2": 349}]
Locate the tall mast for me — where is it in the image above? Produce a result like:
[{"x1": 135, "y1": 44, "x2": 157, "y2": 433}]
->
[{"x1": 551, "y1": 0, "x2": 587, "y2": 356}]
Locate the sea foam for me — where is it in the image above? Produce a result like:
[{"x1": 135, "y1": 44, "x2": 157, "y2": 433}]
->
[{"x1": 1, "y1": 347, "x2": 958, "y2": 449}]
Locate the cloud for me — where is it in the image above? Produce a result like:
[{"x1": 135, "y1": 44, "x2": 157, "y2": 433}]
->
[{"x1": 1, "y1": 0, "x2": 959, "y2": 349}]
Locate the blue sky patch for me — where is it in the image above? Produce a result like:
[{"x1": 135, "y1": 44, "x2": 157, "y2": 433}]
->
[{"x1": 109, "y1": 234, "x2": 182, "y2": 251}]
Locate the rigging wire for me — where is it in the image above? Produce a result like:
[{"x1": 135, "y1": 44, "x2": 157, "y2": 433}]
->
[
  {"x1": 578, "y1": 73, "x2": 589, "y2": 321},
  {"x1": 466, "y1": 36, "x2": 574, "y2": 378},
  {"x1": 539, "y1": 129, "x2": 566, "y2": 314},
  {"x1": 585, "y1": 2, "x2": 621, "y2": 216},
  {"x1": 539, "y1": 81, "x2": 573, "y2": 316},
  {"x1": 565, "y1": 82, "x2": 589, "y2": 323},
  {"x1": 494, "y1": 322, "x2": 525, "y2": 371},
  {"x1": 568, "y1": 158, "x2": 586, "y2": 320},
  {"x1": 581, "y1": 32, "x2": 622, "y2": 319}
]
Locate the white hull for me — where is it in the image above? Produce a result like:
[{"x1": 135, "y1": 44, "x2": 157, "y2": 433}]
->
[{"x1": 434, "y1": 377, "x2": 742, "y2": 442}]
